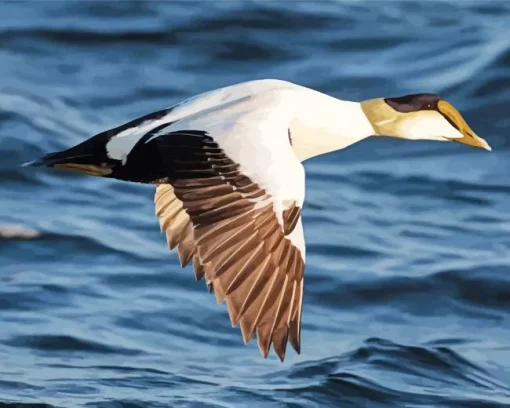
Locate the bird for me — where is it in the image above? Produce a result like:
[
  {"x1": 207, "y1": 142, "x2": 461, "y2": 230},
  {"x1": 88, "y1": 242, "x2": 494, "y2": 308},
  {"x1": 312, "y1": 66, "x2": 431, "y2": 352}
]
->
[{"x1": 23, "y1": 79, "x2": 491, "y2": 362}]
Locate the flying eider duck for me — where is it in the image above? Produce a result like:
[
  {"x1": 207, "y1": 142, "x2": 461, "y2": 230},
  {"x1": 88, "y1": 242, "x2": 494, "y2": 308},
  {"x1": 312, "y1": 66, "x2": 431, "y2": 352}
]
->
[{"x1": 23, "y1": 79, "x2": 491, "y2": 362}]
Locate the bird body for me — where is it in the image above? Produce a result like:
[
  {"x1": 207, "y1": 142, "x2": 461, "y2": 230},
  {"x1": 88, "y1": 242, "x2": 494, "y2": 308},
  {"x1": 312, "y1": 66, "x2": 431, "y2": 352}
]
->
[
  {"x1": 24, "y1": 79, "x2": 491, "y2": 362},
  {"x1": 107, "y1": 79, "x2": 376, "y2": 164}
]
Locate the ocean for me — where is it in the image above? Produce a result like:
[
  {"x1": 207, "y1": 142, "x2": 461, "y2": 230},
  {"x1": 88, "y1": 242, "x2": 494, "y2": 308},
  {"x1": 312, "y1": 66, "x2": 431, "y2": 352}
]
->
[{"x1": 1, "y1": 1, "x2": 510, "y2": 407}]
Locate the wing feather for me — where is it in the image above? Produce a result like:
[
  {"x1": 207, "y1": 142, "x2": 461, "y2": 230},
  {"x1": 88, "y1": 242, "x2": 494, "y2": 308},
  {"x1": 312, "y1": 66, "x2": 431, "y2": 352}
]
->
[
  {"x1": 152, "y1": 123, "x2": 305, "y2": 361},
  {"x1": 176, "y1": 222, "x2": 195, "y2": 267}
]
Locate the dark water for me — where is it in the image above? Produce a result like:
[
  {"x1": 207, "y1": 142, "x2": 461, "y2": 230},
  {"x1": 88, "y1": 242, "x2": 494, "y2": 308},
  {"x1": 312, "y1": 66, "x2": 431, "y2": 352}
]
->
[{"x1": 1, "y1": 1, "x2": 510, "y2": 407}]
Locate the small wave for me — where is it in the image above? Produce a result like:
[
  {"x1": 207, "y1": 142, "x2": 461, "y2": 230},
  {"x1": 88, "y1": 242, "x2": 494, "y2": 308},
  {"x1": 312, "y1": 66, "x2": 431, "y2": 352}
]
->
[
  {"x1": 82, "y1": 400, "x2": 212, "y2": 408},
  {"x1": 0, "y1": 403, "x2": 58, "y2": 408},
  {"x1": 351, "y1": 171, "x2": 506, "y2": 203},
  {"x1": 283, "y1": 338, "x2": 510, "y2": 407},
  {"x1": 61, "y1": 364, "x2": 169, "y2": 375},
  {"x1": 307, "y1": 243, "x2": 381, "y2": 258},
  {"x1": 307, "y1": 265, "x2": 510, "y2": 318},
  {"x1": 4, "y1": 334, "x2": 142, "y2": 356},
  {"x1": 0, "y1": 28, "x2": 180, "y2": 47},
  {"x1": 0, "y1": 225, "x2": 40, "y2": 240},
  {"x1": 2, "y1": 228, "x2": 153, "y2": 263},
  {"x1": 0, "y1": 284, "x2": 71, "y2": 312}
]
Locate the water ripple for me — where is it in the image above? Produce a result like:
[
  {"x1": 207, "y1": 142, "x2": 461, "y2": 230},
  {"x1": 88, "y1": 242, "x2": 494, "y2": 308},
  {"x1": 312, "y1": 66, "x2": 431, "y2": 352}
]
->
[
  {"x1": 1, "y1": 1, "x2": 509, "y2": 407},
  {"x1": 285, "y1": 338, "x2": 510, "y2": 407},
  {"x1": 5, "y1": 335, "x2": 142, "y2": 356}
]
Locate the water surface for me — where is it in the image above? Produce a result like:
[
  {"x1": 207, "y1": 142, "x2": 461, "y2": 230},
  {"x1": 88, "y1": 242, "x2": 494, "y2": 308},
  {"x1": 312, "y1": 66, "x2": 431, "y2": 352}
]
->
[{"x1": 1, "y1": 1, "x2": 510, "y2": 407}]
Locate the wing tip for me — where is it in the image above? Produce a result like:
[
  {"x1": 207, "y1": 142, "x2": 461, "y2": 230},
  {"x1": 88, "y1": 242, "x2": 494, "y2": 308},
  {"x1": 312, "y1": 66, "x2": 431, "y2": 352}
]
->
[
  {"x1": 259, "y1": 346, "x2": 270, "y2": 360},
  {"x1": 291, "y1": 342, "x2": 301, "y2": 355},
  {"x1": 256, "y1": 327, "x2": 272, "y2": 359},
  {"x1": 240, "y1": 319, "x2": 255, "y2": 345},
  {"x1": 178, "y1": 249, "x2": 194, "y2": 268}
]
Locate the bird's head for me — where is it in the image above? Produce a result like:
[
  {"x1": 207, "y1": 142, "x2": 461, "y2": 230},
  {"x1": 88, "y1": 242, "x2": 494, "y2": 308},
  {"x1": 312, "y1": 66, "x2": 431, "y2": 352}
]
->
[{"x1": 360, "y1": 93, "x2": 491, "y2": 151}]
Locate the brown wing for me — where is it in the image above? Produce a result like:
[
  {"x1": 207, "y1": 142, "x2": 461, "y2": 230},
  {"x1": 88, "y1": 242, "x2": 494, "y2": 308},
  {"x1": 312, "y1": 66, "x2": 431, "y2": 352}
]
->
[
  {"x1": 154, "y1": 184, "x2": 215, "y2": 291},
  {"x1": 152, "y1": 130, "x2": 305, "y2": 362}
]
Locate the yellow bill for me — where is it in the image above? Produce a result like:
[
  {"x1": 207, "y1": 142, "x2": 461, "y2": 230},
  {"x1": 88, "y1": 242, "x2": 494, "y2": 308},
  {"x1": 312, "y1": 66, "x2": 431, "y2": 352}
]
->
[{"x1": 437, "y1": 100, "x2": 492, "y2": 151}]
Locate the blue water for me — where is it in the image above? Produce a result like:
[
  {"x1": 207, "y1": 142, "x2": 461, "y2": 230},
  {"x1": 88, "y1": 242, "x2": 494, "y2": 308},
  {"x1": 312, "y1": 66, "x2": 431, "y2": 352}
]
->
[{"x1": 1, "y1": 1, "x2": 510, "y2": 407}]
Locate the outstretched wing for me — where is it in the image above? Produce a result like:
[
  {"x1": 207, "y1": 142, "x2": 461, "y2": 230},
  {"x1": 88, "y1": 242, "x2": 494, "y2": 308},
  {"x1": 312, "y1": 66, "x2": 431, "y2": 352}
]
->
[{"x1": 151, "y1": 92, "x2": 306, "y2": 361}]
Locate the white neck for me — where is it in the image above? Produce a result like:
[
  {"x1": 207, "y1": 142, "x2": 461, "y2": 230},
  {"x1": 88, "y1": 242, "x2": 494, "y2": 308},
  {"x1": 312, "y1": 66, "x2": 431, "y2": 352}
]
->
[{"x1": 290, "y1": 89, "x2": 375, "y2": 161}]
